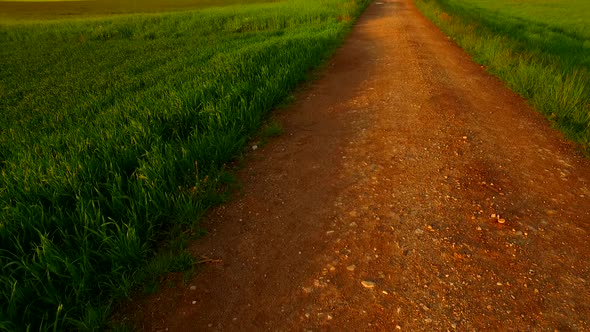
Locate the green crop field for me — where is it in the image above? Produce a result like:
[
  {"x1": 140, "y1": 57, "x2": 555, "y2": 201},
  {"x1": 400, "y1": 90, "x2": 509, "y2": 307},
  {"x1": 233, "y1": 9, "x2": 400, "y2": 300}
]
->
[
  {"x1": 0, "y1": 0, "x2": 280, "y2": 22},
  {"x1": 0, "y1": 0, "x2": 369, "y2": 330},
  {"x1": 417, "y1": 0, "x2": 590, "y2": 150}
]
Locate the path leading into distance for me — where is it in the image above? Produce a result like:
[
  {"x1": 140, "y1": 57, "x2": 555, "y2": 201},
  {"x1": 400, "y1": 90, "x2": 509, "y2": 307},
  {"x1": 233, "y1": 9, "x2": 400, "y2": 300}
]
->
[{"x1": 126, "y1": 0, "x2": 590, "y2": 330}]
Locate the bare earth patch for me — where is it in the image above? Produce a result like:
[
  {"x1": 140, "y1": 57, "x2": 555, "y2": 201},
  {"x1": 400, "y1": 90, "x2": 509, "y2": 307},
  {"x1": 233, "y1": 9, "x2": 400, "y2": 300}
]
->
[{"x1": 119, "y1": 0, "x2": 590, "y2": 330}]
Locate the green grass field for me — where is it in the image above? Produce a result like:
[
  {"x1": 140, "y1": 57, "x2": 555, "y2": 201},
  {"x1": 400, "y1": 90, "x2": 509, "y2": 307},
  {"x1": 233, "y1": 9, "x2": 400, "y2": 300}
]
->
[
  {"x1": 0, "y1": 0, "x2": 369, "y2": 330},
  {"x1": 416, "y1": 0, "x2": 590, "y2": 150},
  {"x1": 0, "y1": 0, "x2": 279, "y2": 22}
]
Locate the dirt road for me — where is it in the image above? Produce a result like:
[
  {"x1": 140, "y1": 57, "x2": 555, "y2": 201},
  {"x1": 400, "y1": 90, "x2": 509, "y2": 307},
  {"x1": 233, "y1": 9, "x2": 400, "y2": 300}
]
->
[{"x1": 126, "y1": 0, "x2": 590, "y2": 330}]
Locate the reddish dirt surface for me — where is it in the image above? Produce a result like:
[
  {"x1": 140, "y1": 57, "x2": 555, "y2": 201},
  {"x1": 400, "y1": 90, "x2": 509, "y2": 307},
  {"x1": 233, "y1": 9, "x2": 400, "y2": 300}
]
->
[{"x1": 119, "y1": 0, "x2": 590, "y2": 330}]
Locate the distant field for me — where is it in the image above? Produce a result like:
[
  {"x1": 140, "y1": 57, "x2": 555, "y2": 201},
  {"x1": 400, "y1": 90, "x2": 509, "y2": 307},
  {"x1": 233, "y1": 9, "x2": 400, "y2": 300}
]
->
[
  {"x1": 0, "y1": 0, "x2": 369, "y2": 330},
  {"x1": 448, "y1": 0, "x2": 590, "y2": 40},
  {"x1": 417, "y1": 0, "x2": 590, "y2": 149},
  {"x1": 0, "y1": 0, "x2": 277, "y2": 21},
  {"x1": 0, "y1": 0, "x2": 86, "y2": 1}
]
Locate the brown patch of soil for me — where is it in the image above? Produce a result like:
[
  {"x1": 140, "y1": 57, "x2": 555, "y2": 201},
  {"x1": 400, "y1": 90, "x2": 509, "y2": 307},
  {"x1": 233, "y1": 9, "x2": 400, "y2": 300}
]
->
[{"x1": 117, "y1": 0, "x2": 590, "y2": 330}]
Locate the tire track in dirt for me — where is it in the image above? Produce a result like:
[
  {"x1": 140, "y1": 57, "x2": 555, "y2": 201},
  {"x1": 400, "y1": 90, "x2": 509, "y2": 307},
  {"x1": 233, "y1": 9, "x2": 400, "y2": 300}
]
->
[{"x1": 122, "y1": 0, "x2": 590, "y2": 330}]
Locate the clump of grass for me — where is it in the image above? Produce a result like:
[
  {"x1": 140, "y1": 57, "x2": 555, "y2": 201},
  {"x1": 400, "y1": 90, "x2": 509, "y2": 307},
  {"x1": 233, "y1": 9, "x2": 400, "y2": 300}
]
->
[
  {"x1": 416, "y1": 0, "x2": 590, "y2": 151},
  {"x1": 262, "y1": 120, "x2": 284, "y2": 138},
  {"x1": 0, "y1": 0, "x2": 371, "y2": 330}
]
